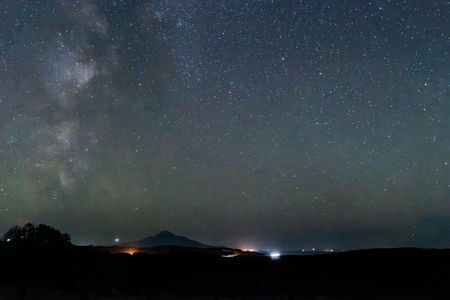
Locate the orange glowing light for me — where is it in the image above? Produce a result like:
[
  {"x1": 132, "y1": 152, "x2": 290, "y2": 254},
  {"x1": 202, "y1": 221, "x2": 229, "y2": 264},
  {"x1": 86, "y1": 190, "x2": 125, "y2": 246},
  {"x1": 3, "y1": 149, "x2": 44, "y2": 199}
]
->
[{"x1": 125, "y1": 248, "x2": 138, "y2": 255}]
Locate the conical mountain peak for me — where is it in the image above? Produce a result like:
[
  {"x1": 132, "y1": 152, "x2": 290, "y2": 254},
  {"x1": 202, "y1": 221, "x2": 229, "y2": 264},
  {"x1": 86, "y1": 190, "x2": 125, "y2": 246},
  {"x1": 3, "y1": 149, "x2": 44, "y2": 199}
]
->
[{"x1": 124, "y1": 231, "x2": 212, "y2": 248}]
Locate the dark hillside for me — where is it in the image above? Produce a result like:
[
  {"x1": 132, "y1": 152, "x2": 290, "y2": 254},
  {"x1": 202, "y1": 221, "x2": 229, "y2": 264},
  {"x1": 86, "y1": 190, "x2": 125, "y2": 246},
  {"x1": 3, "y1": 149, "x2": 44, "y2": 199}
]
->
[{"x1": 1, "y1": 244, "x2": 450, "y2": 299}]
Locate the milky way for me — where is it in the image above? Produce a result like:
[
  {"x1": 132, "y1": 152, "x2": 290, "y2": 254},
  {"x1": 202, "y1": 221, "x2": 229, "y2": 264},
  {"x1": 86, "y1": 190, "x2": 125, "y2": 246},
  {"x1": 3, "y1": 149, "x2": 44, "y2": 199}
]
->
[{"x1": 0, "y1": 0, "x2": 449, "y2": 249}]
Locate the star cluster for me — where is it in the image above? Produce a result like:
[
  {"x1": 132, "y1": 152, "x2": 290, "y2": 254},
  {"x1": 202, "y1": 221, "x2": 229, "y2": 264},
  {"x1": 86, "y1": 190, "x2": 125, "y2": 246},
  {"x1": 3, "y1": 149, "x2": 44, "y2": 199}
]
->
[{"x1": 0, "y1": 0, "x2": 449, "y2": 249}]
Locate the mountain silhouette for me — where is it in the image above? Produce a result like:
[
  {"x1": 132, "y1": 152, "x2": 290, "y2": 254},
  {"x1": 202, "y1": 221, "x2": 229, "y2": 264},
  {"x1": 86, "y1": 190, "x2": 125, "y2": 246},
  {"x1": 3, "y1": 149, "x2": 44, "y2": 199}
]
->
[{"x1": 123, "y1": 231, "x2": 212, "y2": 248}]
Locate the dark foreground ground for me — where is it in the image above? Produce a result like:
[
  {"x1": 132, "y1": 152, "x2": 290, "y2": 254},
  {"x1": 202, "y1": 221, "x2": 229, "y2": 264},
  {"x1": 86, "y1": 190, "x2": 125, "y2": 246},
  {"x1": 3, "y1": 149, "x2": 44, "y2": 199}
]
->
[{"x1": 1, "y1": 245, "x2": 449, "y2": 299}]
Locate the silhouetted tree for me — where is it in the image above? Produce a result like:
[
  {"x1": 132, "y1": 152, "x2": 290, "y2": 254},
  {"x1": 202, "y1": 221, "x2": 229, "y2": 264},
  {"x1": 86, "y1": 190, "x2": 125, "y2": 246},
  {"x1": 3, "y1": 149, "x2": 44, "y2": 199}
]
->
[{"x1": 1, "y1": 223, "x2": 71, "y2": 247}]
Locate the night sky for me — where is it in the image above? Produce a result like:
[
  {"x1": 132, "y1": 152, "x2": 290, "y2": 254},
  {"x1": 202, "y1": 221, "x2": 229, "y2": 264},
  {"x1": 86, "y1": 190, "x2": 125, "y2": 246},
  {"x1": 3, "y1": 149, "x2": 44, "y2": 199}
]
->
[{"x1": 0, "y1": 0, "x2": 449, "y2": 250}]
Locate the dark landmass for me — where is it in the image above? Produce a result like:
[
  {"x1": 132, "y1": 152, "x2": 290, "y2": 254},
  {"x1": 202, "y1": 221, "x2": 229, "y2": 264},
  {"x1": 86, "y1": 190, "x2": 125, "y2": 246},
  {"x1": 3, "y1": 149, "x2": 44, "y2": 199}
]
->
[
  {"x1": 1, "y1": 224, "x2": 449, "y2": 299},
  {"x1": 1, "y1": 243, "x2": 450, "y2": 299},
  {"x1": 121, "y1": 230, "x2": 213, "y2": 248}
]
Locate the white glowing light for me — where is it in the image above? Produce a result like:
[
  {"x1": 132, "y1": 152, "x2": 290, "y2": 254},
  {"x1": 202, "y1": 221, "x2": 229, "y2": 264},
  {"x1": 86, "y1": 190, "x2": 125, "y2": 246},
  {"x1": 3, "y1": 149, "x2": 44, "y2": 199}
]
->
[
  {"x1": 6, "y1": 238, "x2": 11, "y2": 242},
  {"x1": 114, "y1": 238, "x2": 120, "y2": 243},
  {"x1": 270, "y1": 252, "x2": 281, "y2": 259}
]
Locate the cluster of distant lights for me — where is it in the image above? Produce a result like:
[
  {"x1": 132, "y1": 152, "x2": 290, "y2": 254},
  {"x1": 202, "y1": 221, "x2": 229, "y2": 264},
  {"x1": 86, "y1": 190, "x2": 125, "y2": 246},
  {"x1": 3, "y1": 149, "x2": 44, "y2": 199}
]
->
[
  {"x1": 302, "y1": 248, "x2": 335, "y2": 253},
  {"x1": 242, "y1": 248, "x2": 280, "y2": 259},
  {"x1": 111, "y1": 239, "x2": 335, "y2": 258},
  {"x1": 242, "y1": 248, "x2": 335, "y2": 259}
]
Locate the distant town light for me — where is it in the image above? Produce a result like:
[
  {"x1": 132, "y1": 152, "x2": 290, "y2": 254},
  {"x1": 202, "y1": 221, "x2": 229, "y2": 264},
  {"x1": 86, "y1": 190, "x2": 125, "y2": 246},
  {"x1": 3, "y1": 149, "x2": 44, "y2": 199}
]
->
[
  {"x1": 270, "y1": 252, "x2": 281, "y2": 259},
  {"x1": 222, "y1": 254, "x2": 238, "y2": 258},
  {"x1": 114, "y1": 238, "x2": 120, "y2": 243},
  {"x1": 126, "y1": 248, "x2": 137, "y2": 255}
]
